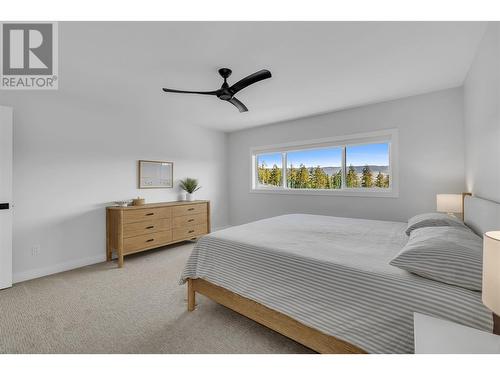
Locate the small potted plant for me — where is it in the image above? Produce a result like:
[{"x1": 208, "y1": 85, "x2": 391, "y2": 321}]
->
[{"x1": 179, "y1": 178, "x2": 201, "y2": 201}]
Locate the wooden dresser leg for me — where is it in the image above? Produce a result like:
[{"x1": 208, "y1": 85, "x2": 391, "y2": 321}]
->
[
  {"x1": 117, "y1": 210, "x2": 124, "y2": 268},
  {"x1": 188, "y1": 279, "x2": 196, "y2": 311},
  {"x1": 106, "y1": 246, "x2": 112, "y2": 262},
  {"x1": 118, "y1": 250, "x2": 124, "y2": 268}
]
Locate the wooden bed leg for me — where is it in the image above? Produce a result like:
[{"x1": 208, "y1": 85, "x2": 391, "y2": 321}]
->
[{"x1": 188, "y1": 279, "x2": 196, "y2": 311}]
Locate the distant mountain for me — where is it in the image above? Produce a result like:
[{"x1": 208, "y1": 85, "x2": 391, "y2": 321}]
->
[
  {"x1": 286, "y1": 165, "x2": 389, "y2": 176},
  {"x1": 344, "y1": 165, "x2": 389, "y2": 175}
]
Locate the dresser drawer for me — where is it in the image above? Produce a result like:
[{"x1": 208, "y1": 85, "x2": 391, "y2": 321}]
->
[
  {"x1": 172, "y1": 213, "x2": 207, "y2": 228},
  {"x1": 172, "y1": 223, "x2": 208, "y2": 241},
  {"x1": 123, "y1": 231, "x2": 172, "y2": 254},
  {"x1": 172, "y1": 203, "x2": 207, "y2": 217},
  {"x1": 123, "y1": 218, "x2": 170, "y2": 238},
  {"x1": 123, "y1": 207, "x2": 171, "y2": 223}
]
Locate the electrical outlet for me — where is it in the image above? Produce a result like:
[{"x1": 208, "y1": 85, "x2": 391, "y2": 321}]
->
[{"x1": 31, "y1": 245, "x2": 40, "y2": 256}]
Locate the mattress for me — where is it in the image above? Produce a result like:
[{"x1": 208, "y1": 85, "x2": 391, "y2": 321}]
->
[{"x1": 180, "y1": 214, "x2": 492, "y2": 353}]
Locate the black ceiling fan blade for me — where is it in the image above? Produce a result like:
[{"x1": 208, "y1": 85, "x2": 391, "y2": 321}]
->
[
  {"x1": 228, "y1": 97, "x2": 248, "y2": 112},
  {"x1": 162, "y1": 88, "x2": 220, "y2": 95},
  {"x1": 229, "y1": 69, "x2": 272, "y2": 95}
]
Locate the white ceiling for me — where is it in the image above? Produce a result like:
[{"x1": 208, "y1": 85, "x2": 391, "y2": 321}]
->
[{"x1": 62, "y1": 22, "x2": 486, "y2": 132}]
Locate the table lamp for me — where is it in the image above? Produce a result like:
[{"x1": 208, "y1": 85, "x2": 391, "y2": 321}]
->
[
  {"x1": 483, "y1": 231, "x2": 500, "y2": 335},
  {"x1": 436, "y1": 194, "x2": 463, "y2": 218}
]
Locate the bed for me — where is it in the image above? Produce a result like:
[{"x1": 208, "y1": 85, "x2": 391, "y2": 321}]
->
[{"x1": 180, "y1": 196, "x2": 499, "y2": 353}]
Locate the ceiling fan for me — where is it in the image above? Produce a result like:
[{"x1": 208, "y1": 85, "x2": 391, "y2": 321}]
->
[{"x1": 162, "y1": 68, "x2": 272, "y2": 113}]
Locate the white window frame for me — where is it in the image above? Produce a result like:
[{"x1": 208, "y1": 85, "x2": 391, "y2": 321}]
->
[{"x1": 250, "y1": 129, "x2": 399, "y2": 198}]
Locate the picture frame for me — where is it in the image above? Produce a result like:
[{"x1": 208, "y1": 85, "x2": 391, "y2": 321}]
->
[{"x1": 138, "y1": 160, "x2": 173, "y2": 189}]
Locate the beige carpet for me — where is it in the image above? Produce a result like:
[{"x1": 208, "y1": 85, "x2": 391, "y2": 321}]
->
[{"x1": 0, "y1": 243, "x2": 312, "y2": 354}]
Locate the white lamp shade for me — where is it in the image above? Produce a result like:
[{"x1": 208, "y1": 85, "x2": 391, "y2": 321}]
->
[
  {"x1": 483, "y1": 231, "x2": 500, "y2": 315},
  {"x1": 436, "y1": 194, "x2": 463, "y2": 213}
]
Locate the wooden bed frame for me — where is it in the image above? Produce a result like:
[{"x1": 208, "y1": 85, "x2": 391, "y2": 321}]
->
[
  {"x1": 186, "y1": 278, "x2": 366, "y2": 354},
  {"x1": 185, "y1": 192, "x2": 485, "y2": 354}
]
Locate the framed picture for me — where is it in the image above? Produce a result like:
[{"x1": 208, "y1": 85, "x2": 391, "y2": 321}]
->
[{"x1": 138, "y1": 160, "x2": 173, "y2": 189}]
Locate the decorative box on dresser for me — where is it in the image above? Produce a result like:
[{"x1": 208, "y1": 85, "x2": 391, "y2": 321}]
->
[{"x1": 106, "y1": 200, "x2": 210, "y2": 267}]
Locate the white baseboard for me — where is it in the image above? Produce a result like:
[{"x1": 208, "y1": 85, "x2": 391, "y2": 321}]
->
[
  {"x1": 12, "y1": 228, "x2": 233, "y2": 284},
  {"x1": 13, "y1": 254, "x2": 106, "y2": 284}
]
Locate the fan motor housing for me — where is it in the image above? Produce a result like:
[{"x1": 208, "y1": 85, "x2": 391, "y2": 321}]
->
[
  {"x1": 218, "y1": 68, "x2": 232, "y2": 79},
  {"x1": 218, "y1": 91, "x2": 232, "y2": 100}
]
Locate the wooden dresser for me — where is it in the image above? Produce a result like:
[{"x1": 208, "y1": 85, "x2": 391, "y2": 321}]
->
[{"x1": 106, "y1": 200, "x2": 210, "y2": 267}]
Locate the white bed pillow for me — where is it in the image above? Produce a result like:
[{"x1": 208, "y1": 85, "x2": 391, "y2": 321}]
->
[
  {"x1": 405, "y1": 212, "x2": 465, "y2": 236},
  {"x1": 390, "y1": 226, "x2": 483, "y2": 291}
]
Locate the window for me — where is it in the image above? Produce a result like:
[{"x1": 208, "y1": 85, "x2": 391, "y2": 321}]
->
[
  {"x1": 287, "y1": 147, "x2": 342, "y2": 189},
  {"x1": 256, "y1": 153, "x2": 283, "y2": 188},
  {"x1": 345, "y1": 143, "x2": 390, "y2": 189},
  {"x1": 251, "y1": 129, "x2": 397, "y2": 197}
]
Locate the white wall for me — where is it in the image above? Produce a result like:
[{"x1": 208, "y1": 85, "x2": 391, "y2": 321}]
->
[
  {"x1": 464, "y1": 23, "x2": 500, "y2": 203},
  {"x1": 0, "y1": 24, "x2": 229, "y2": 282},
  {"x1": 0, "y1": 96, "x2": 228, "y2": 282},
  {"x1": 228, "y1": 88, "x2": 465, "y2": 225}
]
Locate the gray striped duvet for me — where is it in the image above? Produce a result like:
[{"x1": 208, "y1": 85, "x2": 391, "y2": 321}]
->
[{"x1": 180, "y1": 214, "x2": 492, "y2": 353}]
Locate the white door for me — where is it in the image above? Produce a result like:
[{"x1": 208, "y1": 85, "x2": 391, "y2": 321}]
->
[{"x1": 0, "y1": 106, "x2": 13, "y2": 289}]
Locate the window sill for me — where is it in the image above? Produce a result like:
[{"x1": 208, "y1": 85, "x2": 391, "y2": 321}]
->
[{"x1": 249, "y1": 188, "x2": 398, "y2": 198}]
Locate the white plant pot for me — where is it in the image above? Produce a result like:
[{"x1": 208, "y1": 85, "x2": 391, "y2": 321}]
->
[{"x1": 186, "y1": 193, "x2": 195, "y2": 201}]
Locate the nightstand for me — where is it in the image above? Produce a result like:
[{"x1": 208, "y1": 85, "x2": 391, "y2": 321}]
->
[{"x1": 414, "y1": 312, "x2": 500, "y2": 353}]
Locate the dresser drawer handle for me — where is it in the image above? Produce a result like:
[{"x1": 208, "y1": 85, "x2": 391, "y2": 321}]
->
[
  {"x1": 188, "y1": 219, "x2": 194, "y2": 222},
  {"x1": 146, "y1": 238, "x2": 155, "y2": 242},
  {"x1": 188, "y1": 230, "x2": 195, "y2": 233},
  {"x1": 187, "y1": 208, "x2": 195, "y2": 211},
  {"x1": 146, "y1": 226, "x2": 154, "y2": 229},
  {"x1": 146, "y1": 213, "x2": 154, "y2": 216}
]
